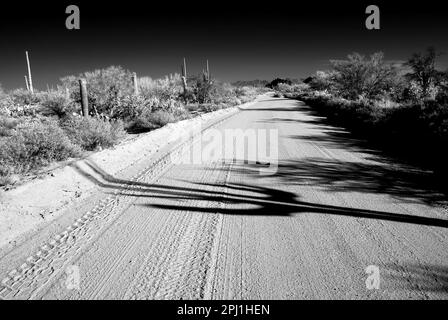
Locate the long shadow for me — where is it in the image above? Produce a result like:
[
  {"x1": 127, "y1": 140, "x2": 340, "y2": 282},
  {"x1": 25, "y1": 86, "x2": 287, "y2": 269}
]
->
[
  {"x1": 257, "y1": 102, "x2": 386, "y2": 155},
  {"x1": 285, "y1": 99, "x2": 448, "y2": 177},
  {"x1": 227, "y1": 159, "x2": 447, "y2": 206},
  {"x1": 71, "y1": 160, "x2": 231, "y2": 198},
  {"x1": 286, "y1": 132, "x2": 380, "y2": 154},
  {"x1": 253, "y1": 99, "x2": 448, "y2": 203},
  {"x1": 140, "y1": 181, "x2": 448, "y2": 228},
  {"x1": 382, "y1": 264, "x2": 448, "y2": 294},
  {"x1": 71, "y1": 159, "x2": 448, "y2": 228}
]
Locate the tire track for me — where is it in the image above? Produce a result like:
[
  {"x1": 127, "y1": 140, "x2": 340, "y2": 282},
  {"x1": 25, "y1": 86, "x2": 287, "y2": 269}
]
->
[
  {"x1": 124, "y1": 158, "x2": 233, "y2": 299},
  {"x1": 0, "y1": 107, "x2": 242, "y2": 300}
]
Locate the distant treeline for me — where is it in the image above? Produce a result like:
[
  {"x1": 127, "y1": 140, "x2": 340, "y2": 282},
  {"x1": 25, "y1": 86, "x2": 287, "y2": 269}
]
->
[
  {"x1": 233, "y1": 78, "x2": 301, "y2": 88},
  {"x1": 275, "y1": 47, "x2": 448, "y2": 183},
  {"x1": 232, "y1": 80, "x2": 269, "y2": 87}
]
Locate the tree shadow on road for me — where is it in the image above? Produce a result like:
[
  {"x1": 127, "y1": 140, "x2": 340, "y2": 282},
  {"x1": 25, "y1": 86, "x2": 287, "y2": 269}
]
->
[
  {"x1": 229, "y1": 159, "x2": 447, "y2": 206},
  {"x1": 253, "y1": 99, "x2": 448, "y2": 206},
  {"x1": 381, "y1": 263, "x2": 448, "y2": 295},
  {"x1": 71, "y1": 156, "x2": 448, "y2": 229},
  {"x1": 138, "y1": 180, "x2": 448, "y2": 228}
]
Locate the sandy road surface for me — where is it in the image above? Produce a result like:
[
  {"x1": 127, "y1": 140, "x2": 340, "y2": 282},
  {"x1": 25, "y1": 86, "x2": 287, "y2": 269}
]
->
[{"x1": 1, "y1": 96, "x2": 448, "y2": 299}]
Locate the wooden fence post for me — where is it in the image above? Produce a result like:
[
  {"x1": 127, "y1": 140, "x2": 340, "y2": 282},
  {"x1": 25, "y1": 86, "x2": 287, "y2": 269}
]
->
[
  {"x1": 132, "y1": 72, "x2": 139, "y2": 95},
  {"x1": 79, "y1": 79, "x2": 89, "y2": 117}
]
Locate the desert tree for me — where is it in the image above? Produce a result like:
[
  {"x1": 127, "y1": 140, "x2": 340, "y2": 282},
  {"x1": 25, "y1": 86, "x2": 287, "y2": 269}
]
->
[
  {"x1": 306, "y1": 71, "x2": 338, "y2": 92},
  {"x1": 330, "y1": 52, "x2": 398, "y2": 100},
  {"x1": 406, "y1": 47, "x2": 445, "y2": 99}
]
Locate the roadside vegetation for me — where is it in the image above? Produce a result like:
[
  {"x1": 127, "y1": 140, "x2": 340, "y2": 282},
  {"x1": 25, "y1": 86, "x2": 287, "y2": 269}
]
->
[
  {"x1": 275, "y1": 47, "x2": 448, "y2": 182},
  {"x1": 0, "y1": 66, "x2": 264, "y2": 186}
]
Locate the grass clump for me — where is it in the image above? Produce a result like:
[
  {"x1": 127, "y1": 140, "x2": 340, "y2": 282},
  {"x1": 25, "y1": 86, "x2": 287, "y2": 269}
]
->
[
  {"x1": 61, "y1": 116, "x2": 126, "y2": 151},
  {"x1": 0, "y1": 118, "x2": 80, "y2": 184}
]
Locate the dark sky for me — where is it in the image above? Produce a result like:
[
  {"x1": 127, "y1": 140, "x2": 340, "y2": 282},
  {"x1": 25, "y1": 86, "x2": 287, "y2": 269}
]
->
[{"x1": 1, "y1": 1, "x2": 447, "y2": 90}]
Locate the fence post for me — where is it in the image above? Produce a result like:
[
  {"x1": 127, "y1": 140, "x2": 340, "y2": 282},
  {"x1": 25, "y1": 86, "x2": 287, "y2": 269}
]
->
[
  {"x1": 25, "y1": 51, "x2": 34, "y2": 94},
  {"x1": 79, "y1": 79, "x2": 89, "y2": 117},
  {"x1": 132, "y1": 72, "x2": 139, "y2": 95}
]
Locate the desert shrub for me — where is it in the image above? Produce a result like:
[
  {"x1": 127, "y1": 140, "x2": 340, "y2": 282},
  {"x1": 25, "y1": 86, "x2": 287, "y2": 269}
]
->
[
  {"x1": 0, "y1": 118, "x2": 80, "y2": 176},
  {"x1": 234, "y1": 86, "x2": 260, "y2": 103},
  {"x1": 125, "y1": 109, "x2": 160, "y2": 133},
  {"x1": 199, "y1": 103, "x2": 222, "y2": 113},
  {"x1": 38, "y1": 90, "x2": 77, "y2": 118},
  {"x1": 9, "y1": 88, "x2": 40, "y2": 106},
  {"x1": 234, "y1": 86, "x2": 251, "y2": 97},
  {"x1": 61, "y1": 116, "x2": 125, "y2": 151},
  {"x1": 0, "y1": 97, "x2": 11, "y2": 117},
  {"x1": 126, "y1": 108, "x2": 190, "y2": 133},
  {"x1": 419, "y1": 100, "x2": 448, "y2": 138},
  {"x1": 436, "y1": 88, "x2": 448, "y2": 104},
  {"x1": 147, "y1": 110, "x2": 178, "y2": 126},
  {"x1": 0, "y1": 116, "x2": 20, "y2": 137},
  {"x1": 0, "y1": 84, "x2": 7, "y2": 114},
  {"x1": 139, "y1": 74, "x2": 183, "y2": 109},
  {"x1": 306, "y1": 71, "x2": 338, "y2": 92},
  {"x1": 3, "y1": 89, "x2": 40, "y2": 117},
  {"x1": 61, "y1": 66, "x2": 134, "y2": 117},
  {"x1": 107, "y1": 95, "x2": 155, "y2": 121},
  {"x1": 0, "y1": 163, "x2": 15, "y2": 186},
  {"x1": 139, "y1": 74, "x2": 183, "y2": 98},
  {"x1": 185, "y1": 103, "x2": 201, "y2": 113},
  {"x1": 191, "y1": 75, "x2": 216, "y2": 104},
  {"x1": 208, "y1": 82, "x2": 235, "y2": 104},
  {"x1": 266, "y1": 78, "x2": 293, "y2": 89},
  {"x1": 189, "y1": 77, "x2": 253, "y2": 107},
  {"x1": 276, "y1": 83, "x2": 310, "y2": 97}
]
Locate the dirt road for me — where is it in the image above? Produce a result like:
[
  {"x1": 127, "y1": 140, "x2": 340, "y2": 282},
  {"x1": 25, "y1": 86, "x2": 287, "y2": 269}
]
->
[{"x1": 1, "y1": 96, "x2": 448, "y2": 299}]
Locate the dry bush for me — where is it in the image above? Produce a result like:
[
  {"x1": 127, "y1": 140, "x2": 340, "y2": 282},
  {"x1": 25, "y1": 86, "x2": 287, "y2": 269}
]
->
[
  {"x1": 38, "y1": 90, "x2": 77, "y2": 118},
  {"x1": 61, "y1": 66, "x2": 134, "y2": 117},
  {"x1": 61, "y1": 116, "x2": 125, "y2": 151},
  {"x1": 0, "y1": 118, "x2": 80, "y2": 179},
  {"x1": 0, "y1": 116, "x2": 20, "y2": 137},
  {"x1": 138, "y1": 74, "x2": 183, "y2": 110}
]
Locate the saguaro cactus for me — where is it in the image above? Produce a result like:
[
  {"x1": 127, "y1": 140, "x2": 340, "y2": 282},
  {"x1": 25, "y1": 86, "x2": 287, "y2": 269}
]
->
[
  {"x1": 181, "y1": 58, "x2": 188, "y2": 103},
  {"x1": 24, "y1": 75, "x2": 29, "y2": 91},
  {"x1": 132, "y1": 72, "x2": 139, "y2": 95},
  {"x1": 182, "y1": 57, "x2": 187, "y2": 79},
  {"x1": 25, "y1": 51, "x2": 34, "y2": 94},
  {"x1": 206, "y1": 60, "x2": 210, "y2": 82},
  {"x1": 79, "y1": 79, "x2": 89, "y2": 117}
]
